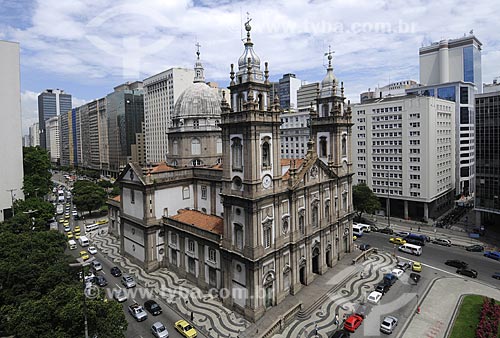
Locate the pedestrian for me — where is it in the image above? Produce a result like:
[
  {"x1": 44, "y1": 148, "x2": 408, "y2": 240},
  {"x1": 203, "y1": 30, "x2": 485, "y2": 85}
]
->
[
  {"x1": 334, "y1": 314, "x2": 339, "y2": 326},
  {"x1": 360, "y1": 272, "x2": 364, "y2": 279},
  {"x1": 343, "y1": 313, "x2": 347, "y2": 322},
  {"x1": 418, "y1": 225, "x2": 421, "y2": 232},
  {"x1": 191, "y1": 311, "x2": 194, "y2": 321},
  {"x1": 410, "y1": 227, "x2": 413, "y2": 232}
]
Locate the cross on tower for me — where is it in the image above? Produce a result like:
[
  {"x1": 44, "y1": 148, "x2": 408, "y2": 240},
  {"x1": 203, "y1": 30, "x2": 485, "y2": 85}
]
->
[
  {"x1": 324, "y1": 45, "x2": 335, "y2": 68},
  {"x1": 195, "y1": 42, "x2": 201, "y2": 59}
]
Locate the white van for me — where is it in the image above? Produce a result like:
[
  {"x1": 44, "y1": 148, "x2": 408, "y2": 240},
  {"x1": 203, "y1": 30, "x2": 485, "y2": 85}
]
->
[
  {"x1": 353, "y1": 223, "x2": 364, "y2": 237},
  {"x1": 79, "y1": 235, "x2": 90, "y2": 247},
  {"x1": 68, "y1": 239, "x2": 77, "y2": 250},
  {"x1": 398, "y1": 243, "x2": 422, "y2": 256},
  {"x1": 356, "y1": 223, "x2": 371, "y2": 233}
]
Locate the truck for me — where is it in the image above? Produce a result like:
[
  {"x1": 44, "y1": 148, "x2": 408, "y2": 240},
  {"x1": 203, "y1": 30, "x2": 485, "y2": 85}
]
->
[
  {"x1": 79, "y1": 235, "x2": 90, "y2": 247},
  {"x1": 56, "y1": 204, "x2": 64, "y2": 215},
  {"x1": 128, "y1": 302, "x2": 148, "y2": 322}
]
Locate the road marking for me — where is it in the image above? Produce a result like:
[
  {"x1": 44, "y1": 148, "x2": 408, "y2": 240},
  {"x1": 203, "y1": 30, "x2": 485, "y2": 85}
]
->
[
  {"x1": 396, "y1": 255, "x2": 460, "y2": 277},
  {"x1": 115, "y1": 283, "x2": 122, "y2": 289}
]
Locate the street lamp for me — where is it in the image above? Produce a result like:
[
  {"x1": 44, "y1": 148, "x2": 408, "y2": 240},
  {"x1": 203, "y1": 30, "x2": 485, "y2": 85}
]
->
[{"x1": 69, "y1": 256, "x2": 95, "y2": 338}]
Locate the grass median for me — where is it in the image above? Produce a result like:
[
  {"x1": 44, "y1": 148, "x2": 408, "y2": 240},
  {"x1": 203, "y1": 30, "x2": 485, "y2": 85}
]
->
[{"x1": 449, "y1": 295, "x2": 500, "y2": 338}]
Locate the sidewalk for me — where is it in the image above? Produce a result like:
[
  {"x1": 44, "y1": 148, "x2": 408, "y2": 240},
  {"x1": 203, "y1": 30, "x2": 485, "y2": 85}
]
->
[{"x1": 398, "y1": 277, "x2": 500, "y2": 338}]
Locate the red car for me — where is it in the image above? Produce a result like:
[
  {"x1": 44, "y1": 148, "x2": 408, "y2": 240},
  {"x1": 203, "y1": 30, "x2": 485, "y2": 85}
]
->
[{"x1": 344, "y1": 314, "x2": 364, "y2": 332}]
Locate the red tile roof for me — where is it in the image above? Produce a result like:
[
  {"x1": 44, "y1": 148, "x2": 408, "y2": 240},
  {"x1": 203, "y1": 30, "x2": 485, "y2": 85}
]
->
[
  {"x1": 170, "y1": 209, "x2": 223, "y2": 235},
  {"x1": 281, "y1": 158, "x2": 305, "y2": 180},
  {"x1": 112, "y1": 195, "x2": 121, "y2": 202},
  {"x1": 150, "y1": 162, "x2": 175, "y2": 173}
]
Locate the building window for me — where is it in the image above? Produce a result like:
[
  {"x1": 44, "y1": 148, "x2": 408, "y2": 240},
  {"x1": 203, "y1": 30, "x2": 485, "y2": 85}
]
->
[
  {"x1": 262, "y1": 138, "x2": 271, "y2": 168},
  {"x1": 188, "y1": 240, "x2": 195, "y2": 252},
  {"x1": 342, "y1": 192, "x2": 347, "y2": 210},
  {"x1": 325, "y1": 201, "x2": 330, "y2": 221},
  {"x1": 231, "y1": 137, "x2": 243, "y2": 171},
  {"x1": 234, "y1": 223, "x2": 243, "y2": 250},
  {"x1": 341, "y1": 135, "x2": 347, "y2": 157},
  {"x1": 263, "y1": 225, "x2": 271, "y2": 248},
  {"x1": 299, "y1": 215, "x2": 305, "y2": 234},
  {"x1": 201, "y1": 185, "x2": 207, "y2": 200},
  {"x1": 130, "y1": 189, "x2": 135, "y2": 204},
  {"x1": 460, "y1": 86, "x2": 469, "y2": 104},
  {"x1": 191, "y1": 138, "x2": 201, "y2": 155},
  {"x1": 188, "y1": 257, "x2": 196, "y2": 274},
  {"x1": 216, "y1": 138, "x2": 222, "y2": 154},
  {"x1": 319, "y1": 136, "x2": 327, "y2": 157},
  {"x1": 171, "y1": 249, "x2": 177, "y2": 266},
  {"x1": 182, "y1": 186, "x2": 190, "y2": 199},
  {"x1": 172, "y1": 140, "x2": 178, "y2": 155},
  {"x1": 170, "y1": 232, "x2": 177, "y2": 245},
  {"x1": 191, "y1": 159, "x2": 202, "y2": 166},
  {"x1": 312, "y1": 204, "x2": 319, "y2": 227},
  {"x1": 463, "y1": 46, "x2": 474, "y2": 83},
  {"x1": 193, "y1": 119, "x2": 199, "y2": 129},
  {"x1": 208, "y1": 248, "x2": 216, "y2": 262}
]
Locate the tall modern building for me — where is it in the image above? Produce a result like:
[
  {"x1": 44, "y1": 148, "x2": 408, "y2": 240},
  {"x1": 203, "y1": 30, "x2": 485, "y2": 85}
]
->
[
  {"x1": 143, "y1": 68, "x2": 194, "y2": 165},
  {"x1": 29, "y1": 122, "x2": 40, "y2": 147},
  {"x1": 45, "y1": 116, "x2": 60, "y2": 164},
  {"x1": 280, "y1": 110, "x2": 310, "y2": 159},
  {"x1": 353, "y1": 95, "x2": 456, "y2": 220},
  {"x1": 0, "y1": 40, "x2": 24, "y2": 221},
  {"x1": 360, "y1": 80, "x2": 419, "y2": 103},
  {"x1": 278, "y1": 73, "x2": 302, "y2": 110},
  {"x1": 107, "y1": 81, "x2": 144, "y2": 175},
  {"x1": 419, "y1": 34, "x2": 482, "y2": 92},
  {"x1": 38, "y1": 89, "x2": 72, "y2": 149},
  {"x1": 297, "y1": 82, "x2": 319, "y2": 110},
  {"x1": 475, "y1": 88, "x2": 500, "y2": 228}
]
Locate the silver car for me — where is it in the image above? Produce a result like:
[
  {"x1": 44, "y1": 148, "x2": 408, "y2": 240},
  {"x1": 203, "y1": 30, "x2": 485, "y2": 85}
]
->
[
  {"x1": 113, "y1": 289, "x2": 128, "y2": 303},
  {"x1": 151, "y1": 321, "x2": 169, "y2": 338},
  {"x1": 380, "y1": 315, "x2": 398, "y2": 334},
  {"x1": 121, "y1": 274, "x2": 136, "y2": 288}
]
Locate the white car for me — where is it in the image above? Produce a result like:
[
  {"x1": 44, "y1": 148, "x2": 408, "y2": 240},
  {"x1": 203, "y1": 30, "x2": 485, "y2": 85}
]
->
[
  {"x1": 367, "y1": 291, "x2": 383, "y2": 304},
  {"x1": 64, "y1": 226, "x2": 71, "y2": 232},
  {"x1": 88, "y1": 246, "x2": 97, "y2": 255},
  {"x1": 91, "y1": 261, "x2": 102, "y2": 271},
  {"x1": 380, "y1": 315, "x2": 398, "y2": 334},
  {"x1": 113, "y1": 289, "x2": 128, "y2": 302},
  {"x1": 391, "y1": 268, "x2": 404, "y2": 278},
  {"x1": 151, "y1": 321, "x2": 169, "y2": 338}
]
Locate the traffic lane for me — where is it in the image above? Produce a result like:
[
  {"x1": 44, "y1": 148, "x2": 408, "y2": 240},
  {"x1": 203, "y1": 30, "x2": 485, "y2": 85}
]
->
[
  {"x1": 90, "y1": 242, "x2": 201, "y2": 338},
  {"x1": 359, "y1": 232, "x2": 500, "y2": 286}
]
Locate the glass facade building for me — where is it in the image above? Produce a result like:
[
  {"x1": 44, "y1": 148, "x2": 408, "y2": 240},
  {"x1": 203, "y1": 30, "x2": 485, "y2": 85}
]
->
[{"x1": 38, "y1": 89, "x2": 72, "y2": 149}]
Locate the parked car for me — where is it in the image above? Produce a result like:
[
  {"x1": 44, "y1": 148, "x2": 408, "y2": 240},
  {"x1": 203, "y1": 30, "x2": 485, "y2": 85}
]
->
[
  {"x1": 121, "y1": 274, "x2": 136, "y2": 288},
  {"x1": 375, "y1": 283, "x2": 390, "y2": 295},
  {"x1": 445, "y1": 260, "x2": 468, "y2": 269},
  {"x1": 383, "y1": 273, "x2": 397, "y2": 286},
  {"x1": 94, "y1": 275, "x2": 108, "y2": 287},
  {"x1": 409, "y1": 272, "x2": 421, "y2": 284},
  {"x1": 396, "y1": 261, "x2": 411, "y2": 271},
  {"x1": 359, "y1": 244, "x2": 371, "y2": 251},
  {"x1": 433, "y1": 238, "x2": 452, "y2": 247},
  {"x1": 144, "y1": 300, "x2": 162, "y2": 316},
  {"x1": 380, "y1": 316, "x2": 398, "y2": 334},
  {"x1": 113, "y1": 289, "x2": 127, "y2": 302},
  {"x1": 88, "y1": 246, "x2": 97, "y2": 255},
  {"x1": 492, "y1": 272, "x2": 500, "y2": 280},
  {"x1": 344, "y1": 314, "x2": 364, "y2": 333},
  {"x1": 391, "y1": 268, "x2": 404, "y2": 279},
  {"x1": 484, "y1": 251, "x2": 500, "y2": 260},
  {"x1": 151, "y1": 321, "x2": 169, "y2": 338},
  {"x1": 465, "y1": 244, "x2": 484, "y2": 252},
  {"x1": 389, "y1": 237, "x2": 406, "y2": 245},
  {"x1": 111, "y1": 266, "x2": 122, "y2": 277},
  {"x1": 367, "y1": 291, "x2": 383, "y2": 304},
  {"x1": 379, "y1": 228, "x2": 394, "y2": 235},
  {"x1": 456, "y1": 268, "x2": 478, "y2": 278},
  {"x1": 412, "y1": 261, "x2": 422, "y2": 272}
]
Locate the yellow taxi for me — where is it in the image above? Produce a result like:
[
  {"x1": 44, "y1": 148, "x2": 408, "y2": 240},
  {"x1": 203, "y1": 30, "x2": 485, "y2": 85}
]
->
[
  {"x1": 389, "y1": 237, "x2": 406, "y2": 245},
  {"x1": 67, "y1": 232, "x2": 74, "y2": 240},
  {"x1": 412, "y1": 261, "x2": 422, "y2": 272},
  {"x1": 96, "y1": 219, "x2": 108, "y2": 225},
  {"x1": 74, "y1": 225, "x2": 81, "y2": 232},
  {"x1": 79, "y1": 250, "x2": 90, "y2": 261},
  {"x1": 64, "y1": 214, "x2": 70, "y2": 219},
  {"x1": 63, "y1": 220, "x2": 70, "y2": 226},
  {"x1": 175, "y1": 319, "x2": 197, "y2": 338},
  {"x1": 74, "y1": 232, "x2": 81, "y2": 240}
]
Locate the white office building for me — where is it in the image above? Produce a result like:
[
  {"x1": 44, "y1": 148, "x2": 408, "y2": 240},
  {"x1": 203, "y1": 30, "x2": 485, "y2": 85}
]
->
[
  {"x1": 29, "y1": 122, "x2": 40, "y2": 147},
  {"x1": 143, "y1": 68, "x2": 194, "y2": 164},
  {"x1": 0, "y1": 40, "x2": 24, "y2": 221},
  {"x1": 45, "y1": 115, "x2": 60, "y2": 164},
  {"x1": 280, "y1": 110, "x2": 310, "y2": 159},
  {"x1": 353, "y1": 95, "x2": 455, "y2": 220}
]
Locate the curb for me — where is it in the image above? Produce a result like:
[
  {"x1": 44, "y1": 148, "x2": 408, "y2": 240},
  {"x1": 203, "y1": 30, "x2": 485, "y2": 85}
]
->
[{"x1": 443, "y1": 294, "x2": 466, "y2": 338}]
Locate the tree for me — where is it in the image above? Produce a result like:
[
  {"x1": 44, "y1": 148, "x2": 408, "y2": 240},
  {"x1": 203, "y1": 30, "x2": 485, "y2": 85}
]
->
[
  {"x1": 13, "y1": 197, "x2": 55, "y2": 229},
  {"x1": 97, "y1": 180, "x2": 113, "y2": 189},
  {"x1": 22, "y1": 147, "x2": 52, "y2": 197},
  {"x1": 353, "y1": 183, "x2": 381, "y2": 220},
  {"x1": 72, "y1": 180, "x2": 107, "y2": 215},
  {"x1": 109, "y1": 185, "x2": 121, "y2": 197}
]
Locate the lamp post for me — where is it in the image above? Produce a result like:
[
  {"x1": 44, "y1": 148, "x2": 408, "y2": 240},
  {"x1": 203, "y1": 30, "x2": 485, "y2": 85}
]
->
[{"x1": 69, "y1": 256, "x2": 95, "y2": 338}]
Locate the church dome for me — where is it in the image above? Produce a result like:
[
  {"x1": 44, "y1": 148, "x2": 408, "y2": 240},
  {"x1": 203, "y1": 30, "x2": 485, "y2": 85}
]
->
[
  {"x1": 173, "y1": 82, "x2": 221, "y2": 120},
  {"x1": 237, "y1": 20, "x2": 261, "y2": 71}
]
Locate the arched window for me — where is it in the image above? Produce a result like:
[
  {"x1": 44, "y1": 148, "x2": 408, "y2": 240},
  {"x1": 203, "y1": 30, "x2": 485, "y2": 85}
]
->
[
  {"x1": 191, "y1": 138, "x2": 201, "y2": 155},
  {"x1": 325, "y1": 201, "x2": 330, "y2": 222},
  {"x1": 234, "y1": 223, "x2": 243, "y2": 250},
  {"x1": 299, "y1": 215, "x2": 305, "y2": 234},
  {"x1": 231, "y1": 137, "x2": 242, "y2": 171},
  {"x1": 319, "y1": 137, "x2": 327, "y2": 157},
  {"x1": 342, "y1": 135, "x2": 347, "y2": 157},
  {"x1": 312, "y1": 204, "x2": 319, "y2": 227},
  {"x1": 237, "y1": 94, "x2": 243, "y2": 112},
  {"x1": 262, "y1": 138, "x2": 271, "y2": 168},
  {"x1": 216, "y1": 138, "x2": 222, "y2": 154},
  {"x1": 182, "y1": 186, "x2": 190, "y2": 199},
  {"x1": 172, "y1": 140, "x2": 178, "y2": 155},
  {"x1": 258, "y1": 93, "x2": 264, "y2": 110},
  {"x1": 322, "y1": 104, "x2": 329, "y2": 117}
]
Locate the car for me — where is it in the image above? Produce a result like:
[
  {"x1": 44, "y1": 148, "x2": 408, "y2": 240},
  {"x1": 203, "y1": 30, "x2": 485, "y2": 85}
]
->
[
  {"x1": 383, "y1": 273, "x2": 397, "y2": 286},
  {"x1": 121, "y1": 274, "x2": 136, "y2": 288},
  {"x1": 63, "y1": 220, "x2": 69, "y2": 226},
  {"x1": 465, "y1": 244, "x2": 484, "y2": 252},
  {"x1": 72, "y1": 210, "x2": 78, "y2": 215},
  {"x1": 412, "y1": 261, "x2": 422, "y2": 272},
  {"x1": 484, "y1": 251, "x2": 500, "y2": 260},
  {"x1": 111, "y1": 266, "x2": 122, "y2": 277},
  {"x1": 457, "y1": 267, "x2": 478, "y2": 278},
  {"x1": 64, "y1": 214, "x2": 70, "y2": 219},
  {"x1": 74, "y1": 225, "x2": 81, "y2": 232},
  {"x1": 375, "y1": 282, "x2": 390, "y2": 295},
  {"x1": 359, "y1": 244, "x2": 371, "y2": 251},
  {"x1": 144, "y1": 300, "x2": 163, "y2": 316},
  {"x1": 96, "y1": 219, "x2": 108, "y2": 225},
  {"x1": 395, "y1": 261, "x2": 411, "y2": 271},
  {"x1": 329, "y1": 330, "x2": 350, "y2": 338},
  {"x1": 91, "y1": 261, "x2": 102, "y2": 271},
  {"x1": 492, "y1": 272, "x2": 500, "y2": 280},
  {"x1": 88, "y1": 246, "x2": 97, "y2": 255},
  {"x1": 151, "y1": 321, "x2": 169, "y2": 338},
  {"x1": 74, "y1": 232, "x2": 81, "y2": 240},
  {"x1": 367, "y1": 291, "x2": 383, "y2": 304},
  {"x1": 94, "y1": 275, "x2": 108, "y2": 287},
  {"x1": 379, "y1": 228, "x2": 394, "y2": 235},
  {"x1": 79, "y1": 250, "x2": 89, "y2": 261},
  {"x1": 410, "y1": 272, "x2": 421, "y2": 284},
  {"x1": 445, "y1": 260, "x2": 468, "y2": 269},
  {"x1": 175, "y1": 319, "x2": 197, "y2": 338},
  {"x1": 391, "y1": 268, "x2": 404, "y2": 278},
  {"x1": 64, "y1": 226, "x2": 71, "y2": 232},
  {"x1": 395, "y1": 231, "x2": 410, "y2": 238},
  {"x1": 389, "y1": 237, "x2": 406, "y2": 245},
  {"x1": 380, "y1": 315, "x2": 398, "y2": 334},
  {"x1": 433, "y1": 238, "x2": 452, "y2": 247},
  {"x1": 113, "y1": 289, "x2": 127, "y2": 302},
  {"x1": 67, "y1": 232, "x2": 74, "y2": 240},
  {"x1": 344, "y1": 314, "x2": 364, "y2": 333}
]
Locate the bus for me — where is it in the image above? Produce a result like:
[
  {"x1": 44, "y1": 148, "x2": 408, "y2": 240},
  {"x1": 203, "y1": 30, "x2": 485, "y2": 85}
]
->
[
  {"x1": 398, "y1": 243, "x2": 422, "y2": 256},
  {"x1": 353, "y1": 223, "x2": 364, "y2": 237},
  {"x1": 85, "y1": 223, "x2": 99, "y2": 232},
  {"x1": 404, "y1": 233, "x2": 426, "y2": 246}
]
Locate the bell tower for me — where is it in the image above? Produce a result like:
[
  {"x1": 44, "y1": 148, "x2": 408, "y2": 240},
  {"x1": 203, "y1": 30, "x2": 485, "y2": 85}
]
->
[{"x1": 311, "y1": 47, "x2": 354, "y2": 176}]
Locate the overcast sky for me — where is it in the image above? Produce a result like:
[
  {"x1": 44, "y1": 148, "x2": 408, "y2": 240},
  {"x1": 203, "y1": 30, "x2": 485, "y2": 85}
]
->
[{"x1": 1, "y1": 0, "x2": 499, "y2": 134}]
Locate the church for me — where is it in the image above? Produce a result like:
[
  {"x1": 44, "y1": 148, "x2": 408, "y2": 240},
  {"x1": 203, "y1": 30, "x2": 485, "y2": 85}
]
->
[{"x1": 109, "y1": 20, "x2": 355, "y2": 321}]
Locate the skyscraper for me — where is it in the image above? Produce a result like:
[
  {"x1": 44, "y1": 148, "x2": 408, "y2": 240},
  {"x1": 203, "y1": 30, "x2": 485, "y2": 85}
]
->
[
  {"x1": 45, "y1": 116, "x2": 60, "y2": 165},
  {"x1": 0, "y1": 40, "x2": 24, "y2": 221},
  {"x1": 278, "y1": 73, "x2": 302, "y2": 110},
  {"x1": 38, "y1": 89, "x2": 72, "y2": 149}
]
